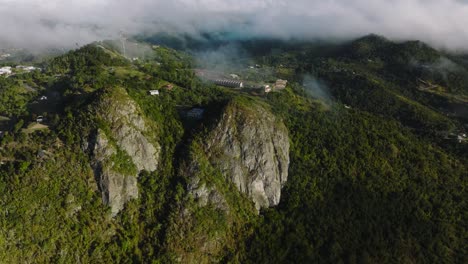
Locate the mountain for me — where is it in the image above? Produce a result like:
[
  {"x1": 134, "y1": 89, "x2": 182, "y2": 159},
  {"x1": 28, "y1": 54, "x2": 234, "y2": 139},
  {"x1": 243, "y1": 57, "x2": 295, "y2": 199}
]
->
[{"x1": 0, "y1": 36, "x2": 466, "y2": 263}]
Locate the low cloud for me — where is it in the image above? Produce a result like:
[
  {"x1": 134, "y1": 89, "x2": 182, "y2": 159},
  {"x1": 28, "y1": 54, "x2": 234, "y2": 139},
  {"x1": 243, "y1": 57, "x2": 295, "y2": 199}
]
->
[
  {"x1": 1, "y1": 0, "x2": 468, "y2": 51},
  {"x1": 302, "y1": 75, "x2": 331, "y2": 101}
]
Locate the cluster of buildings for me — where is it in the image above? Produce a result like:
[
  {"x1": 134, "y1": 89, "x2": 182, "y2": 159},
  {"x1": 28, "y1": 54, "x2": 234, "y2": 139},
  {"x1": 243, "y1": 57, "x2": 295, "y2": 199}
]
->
[
  {"x1": 0, "y1": 65, "x2": 40, "y2": 76},
  {"x1": 214, "y1": 79, "x2": 244, "y2": 88},
  {"x1": 211, "y1": 77, "x2": 288, "y2": 93},
  {"x1": 16, "y1": 65, "x2": 39, "y2": 72},
  {"x1": 195, "y1": 68, "x2": 289, "y2": 94},
  {"x1": 263, "y1": 80, "x2": 288, "y2": 93},
  {"x1": 0, "y1": 53, "x2": 11, "y2": 60},
  {"x1": 274, "y1": 79, "x2": 288, "y2": 90},
  {"x1": 0, "y1": 66, "x2": 12, "y2": 75}
]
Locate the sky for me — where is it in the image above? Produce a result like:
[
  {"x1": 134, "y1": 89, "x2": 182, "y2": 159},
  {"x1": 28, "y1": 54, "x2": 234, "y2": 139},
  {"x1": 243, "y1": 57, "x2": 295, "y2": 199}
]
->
[{"x1": 1, "y1": 0, "x2": 468, "y2": 51}]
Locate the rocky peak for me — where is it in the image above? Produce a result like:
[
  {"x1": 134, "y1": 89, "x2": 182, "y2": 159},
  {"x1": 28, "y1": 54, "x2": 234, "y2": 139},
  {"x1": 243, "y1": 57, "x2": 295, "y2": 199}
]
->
[
  {"x1": 205, "y1": 99, "x2": 290, "y2": 210},
  {"x1": 169, "y1": 98, "x2": 290, "y2": 262},
  {"x1": 88, "y1": 87, "x2": 160, "y2": 216},
  {"x1": 198, "y1": 99, "x2": 290, "y2": 211}
]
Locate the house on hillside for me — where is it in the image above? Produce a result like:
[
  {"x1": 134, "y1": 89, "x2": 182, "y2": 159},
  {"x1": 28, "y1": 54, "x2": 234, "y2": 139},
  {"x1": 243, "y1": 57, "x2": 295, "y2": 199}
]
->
[
  {"x1": 0, "y1": 66, "x2": 12, "y2": 75},
  {"x1": 149, "y1": 90, "x2": 160, "y2": 96},
  {"x1": 458, "y1": 133, "x2": 467, "y2": 143},
  {"x1": 0, "y1": 53, "x2": 11, "y2": 60},
  {"x1": 214, "y1": 79, "x2": 244, "y2": 88},
  {"x1": 16, "y1": 65, "x2": 38, "y2": 72},
  {"x1": 264, "y1": 85, "x2": 272, "y2": 93},
  {"x1": 274, "y1": 79, "x2": 288, "y2": 90}
]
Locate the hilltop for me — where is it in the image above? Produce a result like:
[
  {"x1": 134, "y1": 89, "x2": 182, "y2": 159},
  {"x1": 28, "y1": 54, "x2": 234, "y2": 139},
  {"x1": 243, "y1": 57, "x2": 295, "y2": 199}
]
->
[{"x1": 0, "y1": 35, "x2": 467, "y2": 263}]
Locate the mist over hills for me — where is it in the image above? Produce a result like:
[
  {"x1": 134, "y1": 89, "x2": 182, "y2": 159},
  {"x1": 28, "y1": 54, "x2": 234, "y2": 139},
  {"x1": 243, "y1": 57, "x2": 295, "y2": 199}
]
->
[
  {"x1": 1, "y1": 0, "x2": 468, "y2": 51},
  {"x1": 1, "y1": 32, "x2": 467, "y2": 262},
  {"x1": 1, "y1": 1, "x2": 468, "y2": 263}
]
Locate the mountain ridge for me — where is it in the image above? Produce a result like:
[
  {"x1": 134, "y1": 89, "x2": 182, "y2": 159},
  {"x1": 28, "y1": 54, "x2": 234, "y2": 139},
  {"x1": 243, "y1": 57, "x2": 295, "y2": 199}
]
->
[{"x1": 0, "y1": 34, "x2": 466, "y2": 263}]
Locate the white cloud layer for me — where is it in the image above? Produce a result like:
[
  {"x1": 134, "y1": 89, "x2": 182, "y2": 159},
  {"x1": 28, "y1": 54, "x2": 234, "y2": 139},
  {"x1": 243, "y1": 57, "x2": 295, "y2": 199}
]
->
[{"x1": 0, "y1": 0, "x2": 467, "y2": 50}]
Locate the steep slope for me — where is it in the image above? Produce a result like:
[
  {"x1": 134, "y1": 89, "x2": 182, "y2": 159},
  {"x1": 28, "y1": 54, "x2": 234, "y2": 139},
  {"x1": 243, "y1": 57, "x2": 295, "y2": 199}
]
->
[
  {"x1": 184, "y1": 97, "x2": 290, "y2": 212},
  {"x1": 251, "y1": 35, "x2": 468, "y2": 154},
  {"x1": 166, "y1": 97, "x2": 290, "y2": 262},
  {"x1": 202, "y1": 98, "x2": 290, "y2": 210},
  {"x1": 1, "y1": 38, "x2": 467, "y2": 263},
  {"x1": 85, "y1": 87, "x2": 161, "y2": 216},
  {"x1": 244, "y1": 88, "x2": 468, "y2": 264}
]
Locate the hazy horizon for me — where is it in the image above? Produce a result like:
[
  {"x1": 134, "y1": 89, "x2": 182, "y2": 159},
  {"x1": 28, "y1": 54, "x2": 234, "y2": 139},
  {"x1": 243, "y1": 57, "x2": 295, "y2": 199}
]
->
[{"x1": 1, "y1": 0, "x2": 468, "y2": 51}]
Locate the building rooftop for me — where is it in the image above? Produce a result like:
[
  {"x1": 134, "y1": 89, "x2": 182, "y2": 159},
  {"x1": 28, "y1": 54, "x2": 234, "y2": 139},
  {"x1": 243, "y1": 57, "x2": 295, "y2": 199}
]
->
[
  {"x1": 274, "y1": 79, "x2": 288, "y2": 90},
  {"x1": 214, "y1": 79, "x2": 244, "y2": 88}
]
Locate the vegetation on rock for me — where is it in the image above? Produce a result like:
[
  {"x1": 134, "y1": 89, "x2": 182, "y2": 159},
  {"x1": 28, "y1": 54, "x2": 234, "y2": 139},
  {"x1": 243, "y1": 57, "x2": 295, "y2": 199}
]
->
[{"x1": 0, "y1": 35, "x2": 466, "y2": 263}]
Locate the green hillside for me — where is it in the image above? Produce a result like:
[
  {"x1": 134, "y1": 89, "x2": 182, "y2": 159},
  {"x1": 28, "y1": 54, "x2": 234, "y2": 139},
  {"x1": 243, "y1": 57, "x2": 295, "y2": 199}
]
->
[{"x1": 0, "y1": 36, "x2": 466, "y2": 263}]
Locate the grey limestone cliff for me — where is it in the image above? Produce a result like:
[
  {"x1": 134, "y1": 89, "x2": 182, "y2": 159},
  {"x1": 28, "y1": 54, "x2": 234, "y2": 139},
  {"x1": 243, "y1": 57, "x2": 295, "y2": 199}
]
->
[
  {"x1": 170, "y1": 99, "x2": 290, "y2": 262},
  {"x1": 87, "y1": 87, "x2": 160, "y2": 216},
  {"x1": 188, "y1": 99, "x2": 290, "y2": 211}
]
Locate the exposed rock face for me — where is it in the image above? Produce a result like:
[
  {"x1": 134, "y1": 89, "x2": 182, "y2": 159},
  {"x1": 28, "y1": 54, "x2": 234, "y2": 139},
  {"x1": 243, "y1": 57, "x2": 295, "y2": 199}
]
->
[
  {"x1": 88, "y1": 87, "x2": 160, "y2": 216},
  {"x1": 184, "y1": 160, "x2": 229, "y2": 212},
  {"x1": 167, "y1": 99, "x2": 289, "y2": 262},
  {"x1": 202, "y1": 100, "x2": 290, "y2": 211},
  {"x1": 205, "y1": 101, "x2": 289, "y2": 210}
]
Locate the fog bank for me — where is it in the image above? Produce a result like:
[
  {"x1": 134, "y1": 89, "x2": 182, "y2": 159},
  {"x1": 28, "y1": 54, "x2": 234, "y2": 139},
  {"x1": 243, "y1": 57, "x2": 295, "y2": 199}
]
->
[{"x1": 1, "y1": 0, "x2": 468, "y2": 51}]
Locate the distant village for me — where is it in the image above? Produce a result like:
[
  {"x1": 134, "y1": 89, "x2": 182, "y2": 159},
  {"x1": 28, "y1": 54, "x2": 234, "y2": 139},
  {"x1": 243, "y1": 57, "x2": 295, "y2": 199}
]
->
[
  {"x1": 194, "y1": 68, "x2": 288, "y2": 94},
  {"x1": 0, "y1": 65, "x2": 41, "y2": 76},
  {"x1": 144, "y1": 66, "x2": 289, "y2": 123}
]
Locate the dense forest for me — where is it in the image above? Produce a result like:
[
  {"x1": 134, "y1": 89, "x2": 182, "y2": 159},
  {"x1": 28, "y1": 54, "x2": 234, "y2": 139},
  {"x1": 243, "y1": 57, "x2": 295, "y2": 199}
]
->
[{"x1": 0, "y1": 36, "x2": 466, "y2": 263}]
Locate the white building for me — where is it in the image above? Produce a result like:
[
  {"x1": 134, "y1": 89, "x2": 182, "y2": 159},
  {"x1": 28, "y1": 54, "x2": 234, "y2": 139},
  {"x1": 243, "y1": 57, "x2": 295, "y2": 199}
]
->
[
  {"x1": 214, "y1": 79, "x2": 244, "y2": 88},
  {"x1": 230, "y1": 74, "x2": 240, "y2": 79},
  {"x1": 0, "y1": 66, "x2": 12, "y2": 75},
  {"x1": 0, "y1": 53, "x2": 11, "y2": 60},
  {"x1": 458, "y1": 133, "x2": 467, "y2": 143},
  {"x1": 16, "y1": 66, "x2": 38, "y2": 72},
  {"x1": 274, "y1": 79, "x2": 288, "y2": 90},
  {"x1": 149, "y1": 90, "x2": 160, "y2": 96}
]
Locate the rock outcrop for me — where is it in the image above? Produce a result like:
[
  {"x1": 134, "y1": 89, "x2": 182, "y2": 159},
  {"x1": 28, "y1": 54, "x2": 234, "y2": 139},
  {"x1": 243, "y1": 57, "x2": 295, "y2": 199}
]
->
[
  {"x1": 168, "y1": 99, "x2": 290, "y2": 262},
  {"x1": 87, "y1": 87, "x2": 160, "y2": 216},
  {"x1": 183, "y1": 158, "x2": 229, "y2": 212},
  {"x1": 203, "y1": 99, "x2": 290, "y2": 211},
  {"x1": 184, "y1": 99, "x2": 290, "y2": 211}
]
